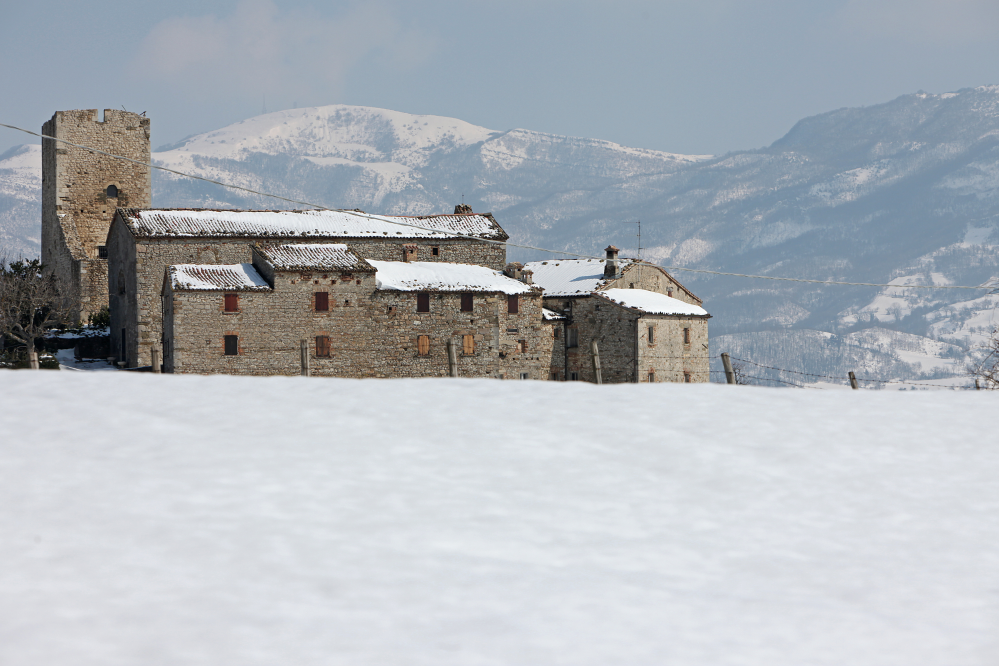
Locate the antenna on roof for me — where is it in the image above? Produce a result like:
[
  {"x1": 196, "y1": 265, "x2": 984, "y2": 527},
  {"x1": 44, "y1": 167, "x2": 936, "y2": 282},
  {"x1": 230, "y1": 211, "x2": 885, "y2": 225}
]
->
[{"x1": 625, "y1": 219, "x2": 642, "y2": 284}]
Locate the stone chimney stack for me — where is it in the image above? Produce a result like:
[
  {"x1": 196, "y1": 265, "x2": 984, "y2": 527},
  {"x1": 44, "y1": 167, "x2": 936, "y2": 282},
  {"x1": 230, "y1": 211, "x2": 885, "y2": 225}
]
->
[
  {"x1": 521, "y1": 269, "x2": 533, "y2": 285},
  {"x1": 454, "y1": 203, "x2": 473, "y2": 215},
  {"x1": 604, "y1": 245, "x2": 620, "y2": 278},
  {"x1": 504, "y1": 262, "x2": 524, "y2": 280}
]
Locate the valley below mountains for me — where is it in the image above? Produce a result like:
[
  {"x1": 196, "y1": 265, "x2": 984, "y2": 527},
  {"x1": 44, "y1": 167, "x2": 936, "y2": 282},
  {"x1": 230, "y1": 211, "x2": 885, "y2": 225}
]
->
[{"x1": 4, "y1": 89, "x2": 999, "y2": 387}]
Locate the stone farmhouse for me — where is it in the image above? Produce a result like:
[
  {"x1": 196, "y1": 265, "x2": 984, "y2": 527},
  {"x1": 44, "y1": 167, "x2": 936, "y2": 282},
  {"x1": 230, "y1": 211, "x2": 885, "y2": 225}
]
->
[
  {"x1": 524, "y1": 247, "x2": 711, "y2": 383},
  {"x1": 107, "y1": 207, "x2": 507, "y2": 368},
  {"x1": 41, "y1": 108, "x2": 711, "y2": 382},
  {"x1": 163, "y1": 244, "x2": 552, "y2": 378}
]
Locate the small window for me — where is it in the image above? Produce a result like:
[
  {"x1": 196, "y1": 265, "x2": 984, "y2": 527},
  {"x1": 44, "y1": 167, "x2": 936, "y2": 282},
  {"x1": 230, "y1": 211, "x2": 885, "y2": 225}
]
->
[
  {"x1": 550, "y1": 371, "x2": 561, "y2": 381},
  {"x1": 668, "y1": 289, "x2": 674, "y2": 297},
  {"x1": 554, "y1": 328, "x2": 560, "y2": 339},
  {"x1": 684, "y1": 372, "x2": 692, "y2": 383},
  {"x1": 417, "y1": 293, "x2": 430, "y2": 312},
  {"x1": 683, "y1": 327, "x2": 691, "y2": 344},
  {"x1": 519, "y1": 339, "x2": 527, "y2": 353},
  {"x1": 648, "y1": 370, "x2": 655, "y2": 383},
  {"x1": 508, "y1": 294, "x2": 519, "y2": 314},
  {"x1": 97, "y1": 245, "x2": 108, "y2": 259},
  {"x1": 567, "y1": 328, "x2": 579, "y2": 348},
  {"x1": 316, "y1": 335, "x2": 331, "y2": 358},
  {"x1": 520, "y1": 372, "x2": 530, "y2": 380},
  {"x1": 569, "y1": 371, "x2": 579, "y2": 381},
  {"x1": 224, "y1": 335, "x2": 238, "y2": 356},
  {"x1": 462, "y1": 334, "x2": 475, "y2": 355},
  {"x1": 431, "y1": 246, "x2": 440, "y2": 256},
  {"x1": 460, "y1": 293, "x2": 473, "y2": 312},
  {"x1": 629, "y1": 283, "x2": 635, "y2": 289},
  {"x1": 106, "y1": 185, "x2": 118, "y2": 198},
  {"x1": 417, "y1": 335, "x2": 430, "y2": 356},
  {"x1": 224, "y1": 294, "x2": 239, "y2": 312},
  {"x1": 315, "y1": 292, "x2": 329, "y2": 311},
  {"x1": 648, "y1": 325, "x2": 655, "y2": 345}
]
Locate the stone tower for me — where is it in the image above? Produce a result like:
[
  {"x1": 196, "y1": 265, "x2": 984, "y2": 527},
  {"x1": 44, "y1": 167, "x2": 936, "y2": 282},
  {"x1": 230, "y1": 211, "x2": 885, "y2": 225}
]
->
[{"x1": 42, "y1": 109, "x2": 150, "y2": 323}]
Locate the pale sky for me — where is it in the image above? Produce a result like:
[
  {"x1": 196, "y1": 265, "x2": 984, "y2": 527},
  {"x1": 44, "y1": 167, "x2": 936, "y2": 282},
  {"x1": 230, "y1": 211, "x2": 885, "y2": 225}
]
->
[{"x1": 2, "y1": 0, "x2": 999, "y2": 156}]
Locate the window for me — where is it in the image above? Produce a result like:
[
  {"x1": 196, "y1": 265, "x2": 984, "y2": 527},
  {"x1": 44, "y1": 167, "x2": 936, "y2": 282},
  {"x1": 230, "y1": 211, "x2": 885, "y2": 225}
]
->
[
  {"x1": 224, "y1": 294, "x2": 239, "y2": 312},
  {"x1": 462, "y1": 334, "x2": 475, "y2": 355},
  {"x1": 629, "y1": 283, "x2": 635, "y2": 289},
  {"x1": 519, "y1": 339, "x2": 527, "y2": 353},
  {"x1": 315, "y1": 292, "x2": 329, "y2": 311},
  {"x1": 417, "y1": 293, "x2": 430, "y2": 312},
  {"x1": 431, "y1": 246, "x2": 440, "y2": 256},
  {"x1": 460, "y1": 293, "x2": 473, "y2": 312},
  {"x1": 550, "y1": 371, "x2": 560, "y2": 381},
  {"x1": 569, "y1": 371, "x2": 579, "y2": 381},
  {"x1": 683, "y1": 327, "x2": 691, "y2": 345},
  {"x1": 508, "y1": 294, "x2": 519, "y2": 314},
  {"x1": 566, "y1": 328, "x2": 579, "y2": 348},
  {"x1": 224, "y1": 335, "x2": 238, "y2": 356},
  {"x1": 648, "y1": 325, "x2": 655, "y2": 345},
  {"x1": 554, "y1": 328, "x2": 560, "y2": 339},
  {"x1": 417, "y1": 335, "x2": 430, "y2": 356},
  {"x1": 520, "y1": 372, "x2": 530, "y2": 380},
  {"x1": 648, "y1": 370, "x2": 655, "y2": 383},
  {"x1": 667, "y1": 289, "x2": 673, "y2": 297},
  {"x1": 316, "y1": 335, "x2": 331, "y2": 358},
  {"x1": 684, "y1": 372, "x2": 692, "y2": 383},
  {"x1": 97, "y1": 245, "x2": 108, "y2": 259},
  {"x1": 106, "y1": 185, "x2": 118, "y2": 198}
]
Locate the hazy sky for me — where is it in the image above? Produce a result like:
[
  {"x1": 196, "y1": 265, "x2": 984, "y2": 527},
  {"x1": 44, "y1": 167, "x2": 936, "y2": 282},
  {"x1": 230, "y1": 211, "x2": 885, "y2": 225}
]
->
[{"x1": 2, "y1": 0, "x2": 999, "y2": 156}]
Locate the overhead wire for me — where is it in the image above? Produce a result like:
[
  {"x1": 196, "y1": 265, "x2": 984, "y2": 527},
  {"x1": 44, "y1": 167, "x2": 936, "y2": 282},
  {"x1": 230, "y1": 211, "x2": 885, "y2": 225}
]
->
[{"x1": 3, "y1": 120, "x2": 997, "y2": 292}]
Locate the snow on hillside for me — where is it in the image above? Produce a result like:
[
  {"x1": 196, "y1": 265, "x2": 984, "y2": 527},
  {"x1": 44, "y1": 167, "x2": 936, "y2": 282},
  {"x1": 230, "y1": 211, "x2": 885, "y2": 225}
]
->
[
  {"x1": 1, "y1": 372, "x2": 997, "y2": 665},
  {"x1": 0, "y1": 144, "x2": 41, "y2": 256}
]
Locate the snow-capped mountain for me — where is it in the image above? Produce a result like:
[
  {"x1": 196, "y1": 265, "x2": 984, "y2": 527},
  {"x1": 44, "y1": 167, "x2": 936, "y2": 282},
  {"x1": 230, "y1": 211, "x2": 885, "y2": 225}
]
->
[
  {"x1": 0, "y1": 144, "x2": 41, "y2": 257},
  {"x1": 4, "y1": 92, "x2": 999, "y2": 385}
]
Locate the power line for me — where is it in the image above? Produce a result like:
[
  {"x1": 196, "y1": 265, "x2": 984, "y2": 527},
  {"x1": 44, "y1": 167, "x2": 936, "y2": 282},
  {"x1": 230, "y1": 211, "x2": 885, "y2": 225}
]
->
[{"x1": 2, "y1": 120, "x2": 996, "y2": 292}]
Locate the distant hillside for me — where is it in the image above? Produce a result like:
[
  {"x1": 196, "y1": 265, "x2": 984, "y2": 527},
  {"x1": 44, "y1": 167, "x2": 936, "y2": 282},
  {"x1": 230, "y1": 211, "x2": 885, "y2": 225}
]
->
[{"x1": 3, "y1": 92, "x2": 999, "y2": 385}]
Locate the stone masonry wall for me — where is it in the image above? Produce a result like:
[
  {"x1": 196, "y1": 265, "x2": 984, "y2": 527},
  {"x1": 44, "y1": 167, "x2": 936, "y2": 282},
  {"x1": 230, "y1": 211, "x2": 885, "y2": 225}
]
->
[
  {"x1": 604, "y1": 263, "x2": 700, "y2": 305},
  {"x1": 561, "y1": 296, "x2": 640, "y2": 384},
  {"x1": 110, "y1": 226, "x2": 507, "y2": 368},
  {"x1": 42, "y1": 110, "x2": 151, "y2": 322},
  {"x1": 165, "y1": 266, "x2": 551, "y2": 379},
  {"x1": 636, "y1": 314, "x2": 710, "y2": 383}
]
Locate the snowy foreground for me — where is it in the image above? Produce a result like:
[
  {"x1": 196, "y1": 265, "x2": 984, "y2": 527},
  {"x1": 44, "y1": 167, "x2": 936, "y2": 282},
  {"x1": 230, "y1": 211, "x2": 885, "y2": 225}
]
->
[{"x1": 1, "y1": 374, "x2": 997, "y2": 666}]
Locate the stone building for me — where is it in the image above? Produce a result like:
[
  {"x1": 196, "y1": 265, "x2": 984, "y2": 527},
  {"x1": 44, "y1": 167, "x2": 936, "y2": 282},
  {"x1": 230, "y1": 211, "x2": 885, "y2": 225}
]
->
[
  {"x1": 108, "y1": 207, "x2": 508, "y2": 367},
  {"x1": 524, "y1": 247, "x2": 711, "y2": 383},
  {"x1": 162, "y1": 244, "x2": 551, "y2": 378},
  {"x1": 41, "y1": 109, "x2": 151, "y2": 323}
]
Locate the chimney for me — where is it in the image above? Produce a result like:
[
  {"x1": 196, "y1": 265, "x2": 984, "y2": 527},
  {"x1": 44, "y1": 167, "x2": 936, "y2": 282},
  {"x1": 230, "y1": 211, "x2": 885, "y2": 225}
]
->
[
  {"x1": 454, "y1": 203, "x2": 473, "y2": 215},
  {"x1": 604, "y1": 245, "x2": 620, "y2": 278},
  {"x1": 504, "y1": 262, "x2": 524, "y2": 280},
  {"x1": 521, "y1": 269, "x2": 533, "y2": 285}
]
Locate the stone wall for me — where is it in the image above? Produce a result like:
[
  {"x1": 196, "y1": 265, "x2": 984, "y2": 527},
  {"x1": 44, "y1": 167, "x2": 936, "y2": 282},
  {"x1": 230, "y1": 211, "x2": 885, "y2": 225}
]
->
[
  {"x1": 41, "y1": 109, "x2": 151, "y2": 323},
  {"x1": 562, "y1": 296, "x2": 640, "y2": 383},
  {"x1": 109, "y1": 223, "x2": 507, "y2": 368},
  {"x1": 605, "y1": 263, "x2": 701, "y2": 306},
  {"x1": 636, "y1": 314, "x2": 710, "y2": 383},
  {"x1": 164, "y1": 263, "x2": 552, "y2": 379}
]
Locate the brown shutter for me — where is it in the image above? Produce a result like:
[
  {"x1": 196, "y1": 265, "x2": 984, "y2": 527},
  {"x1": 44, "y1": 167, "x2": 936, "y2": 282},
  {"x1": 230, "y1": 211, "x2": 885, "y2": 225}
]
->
[
  {"x1": 417, "y1": 293, "x2": 430, "y2": 312},
  {"x1": 316, "y1": 335, "x2": 331, "y2": 358},
  {"x1": 224, "y1": 294, "x2": 238, "y2": 312},
  {"x1": 418, "y1": 335, "x2": 430, "y2": 356},
  {"x1": 315, "y1": 292, "x2": 329, "y2": 311},
  {"x1": 508, "y1": 294, "x2": 519, "y2": 314},
  {"x1": 463, "y1": 334, "x2": 474, "y2": 355},
  {"x1": 461, "y1": 293, "x2": 473, "y2": 312},
  {"x1": 519, "y1": 339, "x2": 527, "y2": 352}
]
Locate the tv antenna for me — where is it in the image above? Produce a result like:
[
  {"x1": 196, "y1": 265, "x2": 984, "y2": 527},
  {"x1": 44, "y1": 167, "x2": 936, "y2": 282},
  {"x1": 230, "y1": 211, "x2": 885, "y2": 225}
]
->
[{"x1": 625, "y1": 219, "x2": 642, "y2": 284}]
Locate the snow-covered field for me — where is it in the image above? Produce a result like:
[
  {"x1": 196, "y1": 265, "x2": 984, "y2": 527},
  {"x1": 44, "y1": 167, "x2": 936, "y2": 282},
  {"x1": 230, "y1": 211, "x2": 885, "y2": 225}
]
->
[{"x1": 1, "y1": 373, "x2": 997, "y2": 665}]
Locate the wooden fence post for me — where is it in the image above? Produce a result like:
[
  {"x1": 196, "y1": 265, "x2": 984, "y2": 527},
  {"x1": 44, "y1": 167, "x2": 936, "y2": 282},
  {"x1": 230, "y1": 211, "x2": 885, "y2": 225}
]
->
[
  {"x1": 300, "y1": 340, "x2": 310, "y2": 377},
  {"x1": 447, "y1": 339, "x2": 458, "y2": 377},
  {"x1": 721, "y1": 352, "x2": 736, "y2": 385},
  {"x1": 848, "y1": 371, "x2": 859, "y2": 389},
  {"x1": 591, "y1": 340, "x2": 602, "y2": 385},
  {"x1": 151, "y1": 348, "x2": 160, "y2": 373}
]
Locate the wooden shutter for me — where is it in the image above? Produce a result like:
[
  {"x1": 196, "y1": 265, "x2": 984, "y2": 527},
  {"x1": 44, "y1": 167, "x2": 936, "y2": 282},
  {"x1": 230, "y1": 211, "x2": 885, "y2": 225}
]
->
[
  {"x1": 224, "y1": 335, "x2": 238, "y2": 356},
  {"x1": 648, "y1": 325, "x2": 655, "y2": 345},
  {"x1": 417, "y1": 293, "x2": 430, "y2": 312},
  {"x1": 315, "y1": 335, "x2": 331, "y2": 358},
  {"x1": 462, "y1": 334, "x2": 474, "y2": 355},
  {"x1": 315, "y1": 292, "x2": 329, "y2": 311},
  {"x1": 508, "y1": 294, "x2": 519, "y2": 314},
  {"x1": 460, "y1": 293, "x2": 473, "y2": 312},
  {"x1": 224, "y1": 294, "x2": 238, "y2": 312},
  {"x1": 519, "y1": 339, "x2": 527, "y2": 352},
  {"x1": 417, "y1": 335, "x2": 430, "y2": 356}
]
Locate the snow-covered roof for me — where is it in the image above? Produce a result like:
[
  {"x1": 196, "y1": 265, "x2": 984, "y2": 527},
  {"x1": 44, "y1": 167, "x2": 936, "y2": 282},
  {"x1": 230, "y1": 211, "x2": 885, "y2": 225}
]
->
[
  {"x1": 522, "y1": 258, "x2": 632, "y2": 297},
  {"x1": 255, "y1": 244, "x2": 373, "y2": 271},
  {"x1": 118, "y1": 208, "x2": 508, "y2": 241},
  {"x1": 367, "y1": 261, "x2": 535, "y2": 294},
  {"x1": 168, "y1": 264, "x2": 271, "y2": 292},
  {"x1": 542, "y1": 308, "x2": 566, "y2": 321},
  {"x1": 597, "y1": 289, "x2": 709, "y2": 316}
]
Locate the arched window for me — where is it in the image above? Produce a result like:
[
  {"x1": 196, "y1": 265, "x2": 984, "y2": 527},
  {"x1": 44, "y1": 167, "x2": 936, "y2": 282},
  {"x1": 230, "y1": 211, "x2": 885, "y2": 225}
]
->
[{"x1": 106, "y1": 185, "x2": 119, "y2": 198}]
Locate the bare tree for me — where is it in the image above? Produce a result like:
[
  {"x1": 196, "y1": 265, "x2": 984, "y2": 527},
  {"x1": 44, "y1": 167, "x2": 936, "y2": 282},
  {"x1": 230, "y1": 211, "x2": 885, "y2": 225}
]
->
[
  {"x1": 0, "y1": 255, "x2": 71, "y2": 367},
  {"x1": 968, "y1": 327, "x2": 999, "y2": 389}
]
